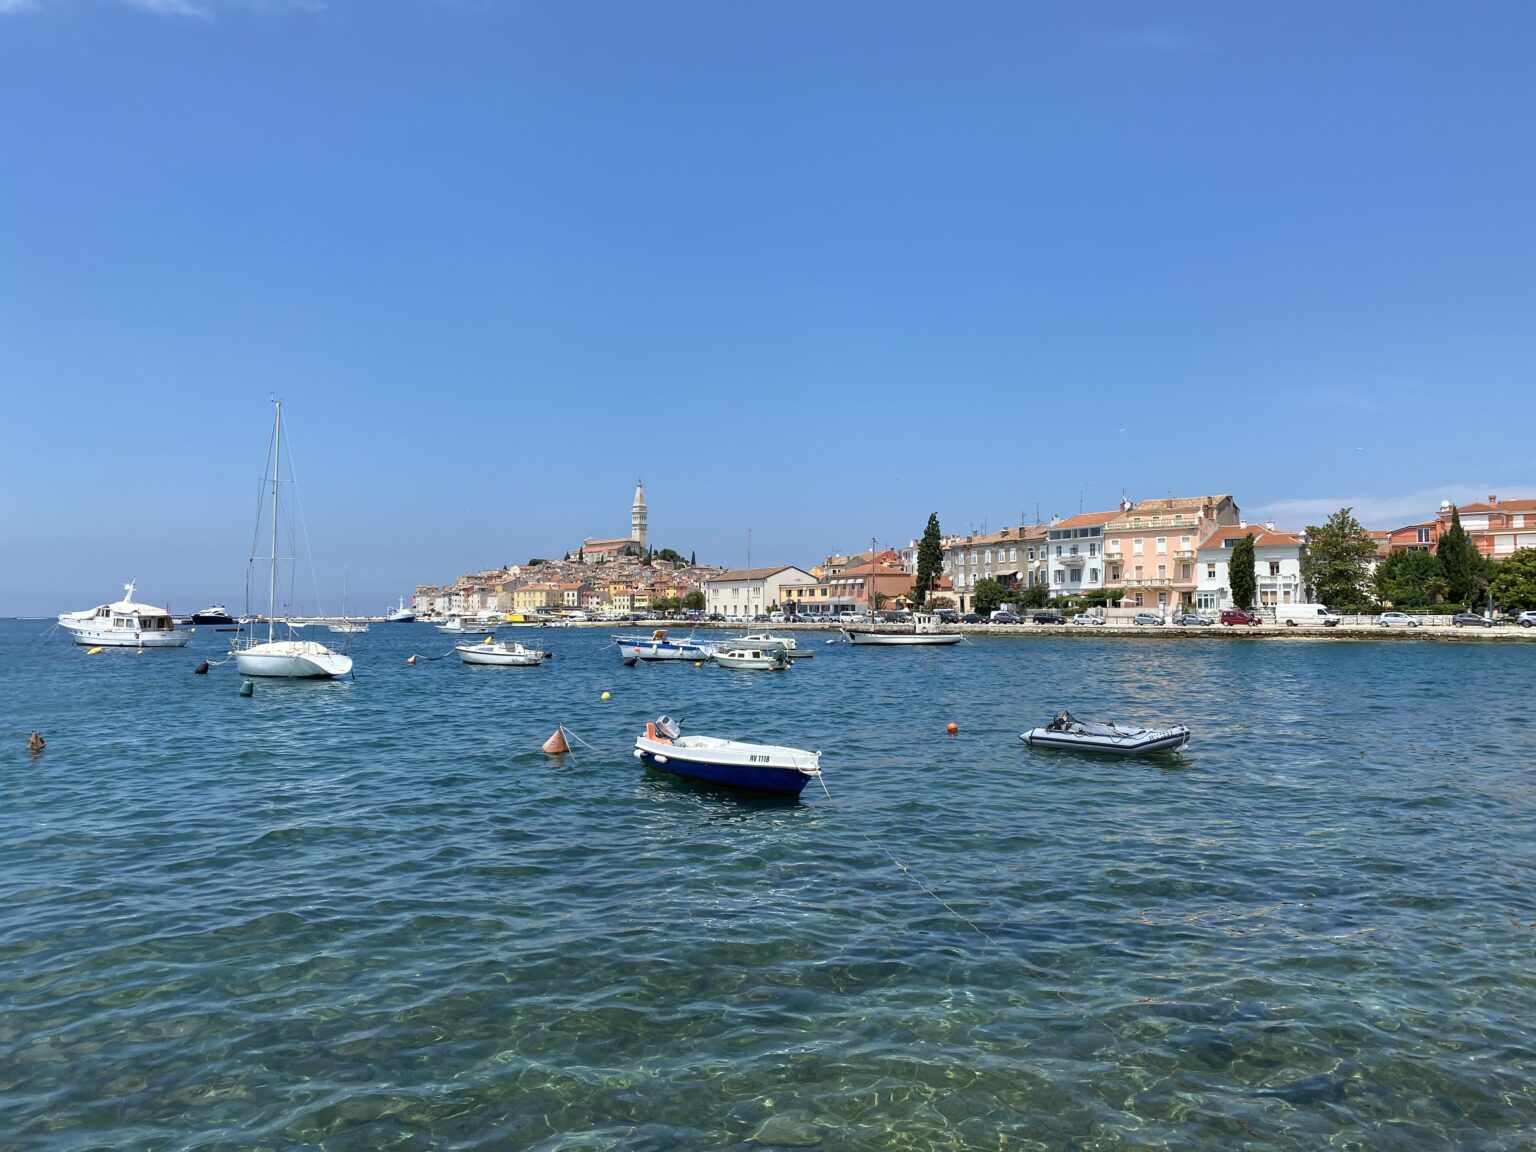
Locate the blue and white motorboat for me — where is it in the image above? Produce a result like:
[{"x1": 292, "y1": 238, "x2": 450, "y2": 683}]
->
[
  {"x1": 633, "y1": 716, "x2": 822, "y2": 796},
  {"x1": 614, "y1": 628, "x2": 715, "y2": 662},
  {"x1": 1021, "y1": 711, "x2": 1190, "y2": 755}
]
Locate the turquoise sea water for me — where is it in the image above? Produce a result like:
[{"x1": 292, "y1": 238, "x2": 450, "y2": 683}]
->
[{"x1": 3, "y1": 619, "x2": 1535, "y2": 1150}]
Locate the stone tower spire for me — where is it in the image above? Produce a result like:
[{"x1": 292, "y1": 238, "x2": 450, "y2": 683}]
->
[{"x1": 630, "y1": 478, "x2": 648, "y2": 550}]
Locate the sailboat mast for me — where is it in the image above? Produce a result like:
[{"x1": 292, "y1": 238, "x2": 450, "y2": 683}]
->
[{"x1": 269, "y1": 401, "x2": 281, "y2": 643}]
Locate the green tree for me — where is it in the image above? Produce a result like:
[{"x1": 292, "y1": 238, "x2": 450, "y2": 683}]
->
[
  {"x1": 1489, "y1": 548, "x2": 1536, "y2": 611},
  {"x1": 652, "y1": 596, "x2": 681, "y2": 615},
  {"x1": 689, "y1": 550, "x2": 696, "y2": 566},
  {"x1": 655, "y1": 547, "x2": 684, "y2": 565},
  {"x1": 914, "y1": 513, "x2": 945, "y2": 606},
  {"x1": 1229, "y1": 534, "x2": 1257, "y2": 609},
  {"x1": 682, "y1": 589, "x2": 706, "y2": 611},
  {"x1": 1373, "y1": 548, "x2": 1445, "y2": 607},
  {"x1": 1436, "y1": 506, "x2": 1484, "y2": 606},
  {"x1": 971, "y1": 577, "x2": 1009, "y2": 616},
  {"x1": 1301, "y1": 509, "x2": 1378, "y2": 610},
  {"x1": 1020, "y1": 582, "x2": 1050, "y2": 609}
]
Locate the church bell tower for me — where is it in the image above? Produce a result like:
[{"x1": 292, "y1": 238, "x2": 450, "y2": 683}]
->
[{"x1": 631, "y1": 479, "x2": 648, "y2": 550}]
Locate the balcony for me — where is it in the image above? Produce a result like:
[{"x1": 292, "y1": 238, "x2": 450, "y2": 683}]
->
[
  {"x1": 1122, "y1": 577, "x2": 1174, "y2": 589},
  {"x1": 1174, "y1": 550, "x2": 1196, "y2": 562},
  {"x1": 1058, "y1": 553, "x2": 1088, "y2": 568}
]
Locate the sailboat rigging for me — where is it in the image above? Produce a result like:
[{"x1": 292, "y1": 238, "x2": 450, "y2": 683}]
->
[{"x1": 233, "y1": 400, "x2": 355, "y2": 678}]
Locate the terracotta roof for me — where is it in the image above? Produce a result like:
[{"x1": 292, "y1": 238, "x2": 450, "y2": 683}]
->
[
  {"x1": 1051, "y1": 510, "x2": 1120, "y2": 529},
  {"x1": 1121, "y1": 494, "x2": 1232, "y2": 514},
  {"x1": 1453, "y1": 498, "x2": 1536, "y2": 514},
  {"x1": 949, "y1": 524, "x2": 1048, "y2": 547},
  {"x1": 706, "y1": 566, "x2": 811, "y2": 583},
  {"x1": 1199, "y1": 526, "x2": 1302, "y2": 549}
]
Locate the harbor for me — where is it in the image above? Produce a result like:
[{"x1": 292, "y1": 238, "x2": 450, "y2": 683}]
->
[{"x1": 4, "y1": 618, "x2": 1535, "y2": 1148}]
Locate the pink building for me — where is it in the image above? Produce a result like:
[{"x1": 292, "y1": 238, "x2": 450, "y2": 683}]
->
[{"x1": 1102, "y1": 495, "x2": 1241, "y2": 611}]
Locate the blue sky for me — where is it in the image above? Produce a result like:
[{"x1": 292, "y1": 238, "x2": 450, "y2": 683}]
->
[{"x1": 3, "y1": 1, "x2": 1533, "y2": 616}]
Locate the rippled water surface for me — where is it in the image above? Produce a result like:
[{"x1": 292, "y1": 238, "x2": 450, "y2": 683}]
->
[{"x1": 3, "y1": 620, "x2": 1535, "y2": 1150}]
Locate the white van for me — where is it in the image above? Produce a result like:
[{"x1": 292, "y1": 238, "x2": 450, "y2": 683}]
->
[{"x1": 1276, "y1": 603, "x2": 1341, "y2": 627}]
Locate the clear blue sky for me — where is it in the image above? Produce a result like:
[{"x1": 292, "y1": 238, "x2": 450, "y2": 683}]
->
[{"x1": 3, "y1": 1, "x2": 1532, "y2": 616}]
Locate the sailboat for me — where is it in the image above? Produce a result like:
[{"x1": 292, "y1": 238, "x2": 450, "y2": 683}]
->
[
  {"x1": 233, "y1": 400, "x2": 355, "y2": 679},
  {"x1": 328, "y1": 565, "x2": 369, "y2": 633}
]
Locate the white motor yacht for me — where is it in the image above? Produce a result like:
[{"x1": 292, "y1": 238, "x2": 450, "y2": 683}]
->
[{"x1": 58, "y1": 582, "x2": 191, "y2": 648}]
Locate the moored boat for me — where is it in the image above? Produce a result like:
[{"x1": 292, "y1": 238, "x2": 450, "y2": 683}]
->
[
  {"x1": 714, "y1": 646, "x2": 790, "y2": 671},
  {"x1": 633, "y1": 715, "x2": 821, "y2": 795},
  {"x1": 456, "y1": 639, "x2": 544, "y2": 666},
  {"x1": 844, "y1": 612, "x2": 963, "y2": 646},
  {"x1": 58, "y1": 582, "x2": 191, "y2": 648},
  {"x1": 728, "y1": 631, "x2": 811, "y2": 658},
  {"x1": 1020, "y1": 711, "x2": 1191, "y2": 755},
  {"x1": 232, "y1": 400, "x2": 354, "y2": 680},
  {"x1": 614, "y1": 628, "x2": 715, "y2": 662},
  {"x1": 385, "y1": 598, "x2": 417, "y2": 623},
  {"x1": 190, "y1": 605, "x2": 236, "y2": 626}
]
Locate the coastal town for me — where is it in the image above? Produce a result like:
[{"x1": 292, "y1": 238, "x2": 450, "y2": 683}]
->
[{"x1": 406, "y1": 481, "x2": 1536, "y2": 628}]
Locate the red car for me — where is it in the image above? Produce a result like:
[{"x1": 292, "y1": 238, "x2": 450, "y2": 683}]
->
[{"x1": 1220, "y1": 609, "x2": 1263, "y2": 626}]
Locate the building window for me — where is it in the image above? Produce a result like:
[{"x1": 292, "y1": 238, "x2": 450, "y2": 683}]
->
[
  {"x1": 984, "y1": 550, "x2": 992, "y2": 564},
  {"x1": 1181, "y1": 564, "x2": 1191, "y2": 581},
  {"x1": 1009, "y1": 548, "x2": 1017, "y2": 562},
  {"x1": 1207, "y1": 563, "x2": 1216, "y2": 579},
  {"x1": 1028, "y1": 548, "x2": 1035, "y2": 561},
  {"x1": 1089, "y1": 568, "x2": 1098, "y2": 582},
  {"x1": 1269, "y1": 561, "x2": 1280, "y2": 576},
  {"x1": 1054, "y1": 571, "x2": 1064, "y2": 584},
  {"x1": 1133, "y1": 539, "x2": 1144, "y2": 555},
  {"x1": 1156, "y1": 537, "x2": 1167, "y2": 554},
  {"x1": 1089, "y1": 543, "x2": 1097, "y2": 556},
  {"x1": 1055, "y1": 546, "x2": 1062, "y2": 557},
  {"x1": 1417, "y1": 527, "x2": 1431, "y2": 544}
]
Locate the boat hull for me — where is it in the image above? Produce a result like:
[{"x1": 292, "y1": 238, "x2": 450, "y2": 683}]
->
[
  {"x1": 634, "y1": 736, "x2": 819, "y2": 796},
  {"x1": 59, "y1": 623, "x2": 191, "y2": 648},
  {"x1": 235, "y1": 641, "x2": 353, "y2": 679},
  {"x1": 715, "y1": 654, "x2": 787, "y2": 670},
  {"x1": 844, "y1": 630, "x2": 963, "y2": 646},
  {"x1": 615, "y1": 639, "x2": 713, "y2": 661},
  {"x1": 1020, "y1": 725, "x2": 1190, "y2": 755},
  {"x1": 457, "y1": 644, "x2": 542, "y2": 666}
]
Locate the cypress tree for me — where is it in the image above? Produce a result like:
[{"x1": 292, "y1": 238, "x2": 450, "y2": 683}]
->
[
  {"x1": 1436, "y1": 506, "x2": 1480, "y2": 606},
  {"x1": 914, "y1": 513, "x2": 945, "y2": 607},
  {"x1": 1229, "y1": 534, "x2": 1257, "y2": 609}
]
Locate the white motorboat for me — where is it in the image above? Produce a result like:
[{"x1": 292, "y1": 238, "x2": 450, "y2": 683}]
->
[
  {"x1": 190, "y1": 605, "x2": 237, "y2": 626},
  {"x1": 844, "y1": 612, "x2": 963, "y2": 646},
  {"x1": 456, "y1": 639, "x2": 544, "y2": 666},
  {"x1": 727, "y1": 631, "x2": 811, "y2": 658},
  {"x1": 633, "y1": 715, "x2": 821, "y2": 796},
  {"x1": 614, "y1": 628, "x2": 715, "y2": 662},
  {"x1": 385, "y1": 597, "x2": 417, "y2": 623},
  {"x1": 328, "y1": 620, "x2": 369, "y2": 634},
  {"x1": 437, "y1": 617, "x2": 469, "y2": 633},
  {"x1": 713, "y1": 646, "x2": 790, "y2": 671},
  {"x1": 1020, "y1": 711, "x2": 1191, "y2": 755},
  {"x1": 58, "y1": 581, "x2": 191, "y2": 648},
  {"x1": 233, "y1": 400, "x2": 354, "y2": 680}
]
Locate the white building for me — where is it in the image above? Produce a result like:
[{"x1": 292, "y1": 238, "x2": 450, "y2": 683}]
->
[
  {"x1": 1195, "y1": 525, "x2": 1306, "y2": 612},
  {"x1": 1044, "y1": 511, "x2": 1116, "y2": 598},
  {"x1": 703, "y1": 566, "x2": 817, "y2": 620}
]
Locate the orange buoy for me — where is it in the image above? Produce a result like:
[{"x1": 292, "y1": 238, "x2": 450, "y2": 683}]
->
[
  {"x1": 28, "y1": 730, "x2": 45, "y2": 753},
  {"x1": 946, "y1": 722, "x2": 959, "y2": 736},
  {"x1": 542, "y1": 727, "x2": 569, "y2": 755},
  {"x1": 407, "y1": 655, "x2": 418, "y2": 665}
]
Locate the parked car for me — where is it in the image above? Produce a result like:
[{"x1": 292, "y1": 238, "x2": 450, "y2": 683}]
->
[
  {"x1": 990, "y1": 611, "x2": 1022, "y2": 624},
  {"x1": 1451, "y1": 612, "x2": 1495, "y2": 628},
  {"x1": 707, "y1": 612, "x2": 725, "y2": 621},
  {"x1": 1033, "y1": 611, "x2": 1068, "y2": 625},
  {"x1": 1072, "y1": 613, "x2": 1105, "y2": 626},
  {"x1": 1378, "y1": 611, "x2": 1420, "y2": 628},
  {"x1": 933, "y1": 609, "x2": 960, "y2": 624},
  {"x1": 1220, "y1": 609, "x2": 1263, "y2": 626},
  {"x1": 1132, "y1": 612, "x2": 1164, "y2": 626},
  {"x1": 1519, "y1": 610, "x2": 1536, "y2": 628},
  {"x1": 961, "y1": 613, "x2": 986, "y2": 624},
  {"x1": 1174, "y1": 613, "x2": 1212, "y2": 626}
]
